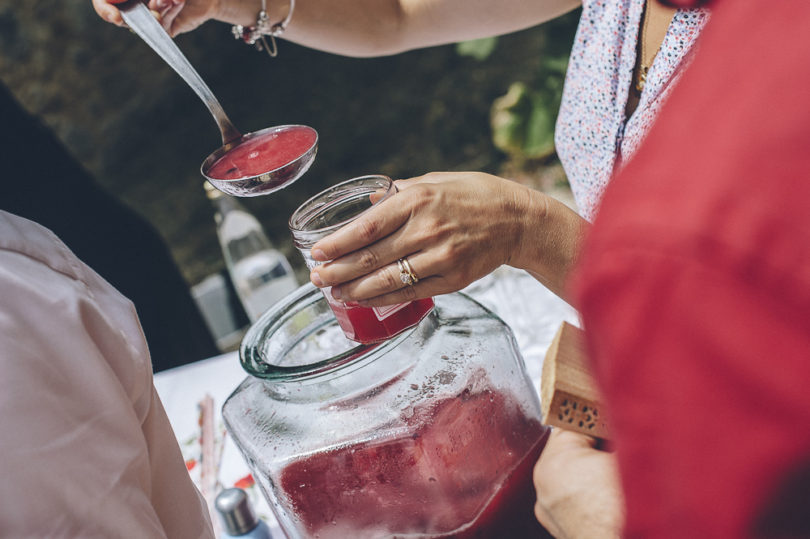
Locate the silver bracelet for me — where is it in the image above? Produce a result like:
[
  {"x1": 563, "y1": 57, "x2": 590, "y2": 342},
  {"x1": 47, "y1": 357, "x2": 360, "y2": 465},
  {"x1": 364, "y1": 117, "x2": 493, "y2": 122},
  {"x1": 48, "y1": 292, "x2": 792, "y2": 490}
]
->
[{"x1": 232, "y1": 0, "x2": 295, "y2": 57}]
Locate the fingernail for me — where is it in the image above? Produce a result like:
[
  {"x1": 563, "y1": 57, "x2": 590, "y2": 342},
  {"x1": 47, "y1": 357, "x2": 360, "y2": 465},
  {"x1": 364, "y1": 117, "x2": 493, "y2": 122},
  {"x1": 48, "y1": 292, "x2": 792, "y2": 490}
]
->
[
  {"x1": 330, "y1": 287, "x2": 342, "y2": 300},
  {"x1": 310, "y1": 271, "x2": 323, "y2": 287},
  {"x1": 155, "y1": 0, "x2": 168, "y2": 8},
  {"x1": 312, "y1": 248, "x2": 327, "y2": 261}
]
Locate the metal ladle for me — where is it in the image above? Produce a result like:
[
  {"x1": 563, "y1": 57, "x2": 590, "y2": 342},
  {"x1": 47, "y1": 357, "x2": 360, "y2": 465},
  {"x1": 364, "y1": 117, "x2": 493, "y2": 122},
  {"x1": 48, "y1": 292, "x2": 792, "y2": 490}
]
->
[{"x1": 119, "y1": 0, "x2": 317, "y2": 196}]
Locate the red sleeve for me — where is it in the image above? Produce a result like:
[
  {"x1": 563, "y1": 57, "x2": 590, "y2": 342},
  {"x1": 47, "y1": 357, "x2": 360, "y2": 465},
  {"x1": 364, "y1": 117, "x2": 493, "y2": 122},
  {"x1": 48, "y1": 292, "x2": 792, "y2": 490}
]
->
[
  {"x1": 577, "y1": 241, "x2": 810, "y2": 538},
  {"x1": 572, "y1": 1, "x2": 810, "y2": 536}
]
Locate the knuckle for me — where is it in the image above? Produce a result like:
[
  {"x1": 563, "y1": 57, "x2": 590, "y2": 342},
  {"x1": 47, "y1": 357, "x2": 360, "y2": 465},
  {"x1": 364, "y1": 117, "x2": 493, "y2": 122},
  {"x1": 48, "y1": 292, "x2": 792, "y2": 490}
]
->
[
  {"x1": 447, "y1": 239, "x2": 473, "y2": 262},
  {"x1": 402, "y1": 184, "x2": 431, "y2": 214},
  {"x1": 422, "y1": 219, "x2": 444, "y2": 240},
  {"x1": 356, "y1": 217, "x2": 381, "y2": 243},
  {"x1": 356, "y1": 249, "x2": 380, "y2": 271},
  {"x1": 439, "y1": 243, "x2": 459, "y2": 263},
  {"x1": 378, "y1": 266, "x2": 400, "y2": 289},
  {"x1": 399, "y1": 284, "x2": 418, "y2": 301},
  {"x1": 412, "y1": 184, "x2": 436, "y2": 208}
]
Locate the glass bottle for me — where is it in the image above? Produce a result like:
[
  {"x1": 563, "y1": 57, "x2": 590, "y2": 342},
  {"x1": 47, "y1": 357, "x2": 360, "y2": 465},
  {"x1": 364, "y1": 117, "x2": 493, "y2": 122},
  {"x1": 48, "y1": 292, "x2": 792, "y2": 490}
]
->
[
  {"x1": 223, "y1": 283, "x2": 552, "y2": 538},
  {"x1": 205, "y1": 181, "x2": 298, "y2": 322}
]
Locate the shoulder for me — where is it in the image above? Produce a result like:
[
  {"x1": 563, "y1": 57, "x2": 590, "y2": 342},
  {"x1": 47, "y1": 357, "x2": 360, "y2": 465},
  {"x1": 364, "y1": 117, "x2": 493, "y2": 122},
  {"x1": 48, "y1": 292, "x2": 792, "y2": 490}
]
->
[
  {"x1": 0, "y1": 210, "x2": 86, "y2": 283},
  {"x1": 0, "y1": 211, "x2": 175, "y2": 536},
  {"x1": 0, "y1": 210, "x2": 152, "y2": 402}
]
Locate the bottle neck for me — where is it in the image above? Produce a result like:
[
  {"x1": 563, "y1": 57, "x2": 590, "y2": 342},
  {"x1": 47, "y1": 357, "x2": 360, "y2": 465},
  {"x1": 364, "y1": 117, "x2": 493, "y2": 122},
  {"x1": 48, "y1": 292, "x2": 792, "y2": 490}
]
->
[{"x1": 212, "y1": 193, "x2": 244, "y2": 218}]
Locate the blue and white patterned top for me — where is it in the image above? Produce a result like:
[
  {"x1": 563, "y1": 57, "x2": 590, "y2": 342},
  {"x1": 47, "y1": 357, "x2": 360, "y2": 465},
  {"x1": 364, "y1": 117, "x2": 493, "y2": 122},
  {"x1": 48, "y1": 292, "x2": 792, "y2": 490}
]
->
[{"x1": 555, "y1": 0, "x2": 709, "y2": 220}]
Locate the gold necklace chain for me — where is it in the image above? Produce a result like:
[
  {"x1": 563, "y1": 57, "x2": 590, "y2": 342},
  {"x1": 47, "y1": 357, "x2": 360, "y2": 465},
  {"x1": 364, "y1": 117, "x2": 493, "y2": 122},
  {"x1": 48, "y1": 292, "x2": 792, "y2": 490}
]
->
[{"x1": 636, "y1": 0, "x2": 653, "y2": 92}]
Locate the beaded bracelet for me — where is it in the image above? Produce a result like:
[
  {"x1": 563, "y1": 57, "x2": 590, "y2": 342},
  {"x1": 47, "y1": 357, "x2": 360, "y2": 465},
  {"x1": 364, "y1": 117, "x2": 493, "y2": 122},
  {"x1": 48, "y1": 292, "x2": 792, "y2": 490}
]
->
[{"x1": 232, "y1": 0, "x2": 295, "y2": 57}]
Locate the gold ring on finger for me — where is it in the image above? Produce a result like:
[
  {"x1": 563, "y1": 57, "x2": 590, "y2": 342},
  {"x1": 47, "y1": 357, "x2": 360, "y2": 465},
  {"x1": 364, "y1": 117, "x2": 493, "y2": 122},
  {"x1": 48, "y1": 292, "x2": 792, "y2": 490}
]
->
[
  {"x1": 397, "y1": 257, "x2": 416, "y2": 286},
  {"x1": 400, "y1": 257, "x2": 419, "y2": 283}
]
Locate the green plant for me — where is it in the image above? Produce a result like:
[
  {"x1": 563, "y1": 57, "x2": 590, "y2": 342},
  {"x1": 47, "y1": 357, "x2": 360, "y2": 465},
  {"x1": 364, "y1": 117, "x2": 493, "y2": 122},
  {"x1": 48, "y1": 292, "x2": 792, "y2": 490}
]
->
[
  {"x1": 455, "y1": 37, "x2": 499, "y2": 61},
  {"x1": 456, "y1": 12, "x2": 579, "y2": 169},
  {"x1": 490, "y1": 53, "x2": 568, "y2": 165}
]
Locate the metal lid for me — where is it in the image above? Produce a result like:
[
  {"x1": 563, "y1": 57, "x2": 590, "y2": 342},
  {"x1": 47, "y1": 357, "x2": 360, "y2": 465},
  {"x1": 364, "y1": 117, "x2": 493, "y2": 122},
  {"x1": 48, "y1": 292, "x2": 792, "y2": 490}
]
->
[{"x1": 215, "y1": 488, "x2": 259, "y2": 535}]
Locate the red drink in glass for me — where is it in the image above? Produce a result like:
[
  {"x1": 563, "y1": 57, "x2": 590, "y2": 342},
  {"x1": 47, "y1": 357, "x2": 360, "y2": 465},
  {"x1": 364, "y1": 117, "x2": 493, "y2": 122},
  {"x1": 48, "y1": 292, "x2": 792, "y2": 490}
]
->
[
  {"x1": 279, "y1": 387, "x2": 551, "y2": 538},
  {"x1": 327, "y1": 294, "x2": 435, "y2": 344}
]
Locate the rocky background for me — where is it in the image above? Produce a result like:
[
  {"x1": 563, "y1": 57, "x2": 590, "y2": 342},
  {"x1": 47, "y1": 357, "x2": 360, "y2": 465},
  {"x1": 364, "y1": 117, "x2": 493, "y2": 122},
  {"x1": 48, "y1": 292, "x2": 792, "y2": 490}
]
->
[{"x1": 0, "y1": 1, "x2": 578, "y2": 287}]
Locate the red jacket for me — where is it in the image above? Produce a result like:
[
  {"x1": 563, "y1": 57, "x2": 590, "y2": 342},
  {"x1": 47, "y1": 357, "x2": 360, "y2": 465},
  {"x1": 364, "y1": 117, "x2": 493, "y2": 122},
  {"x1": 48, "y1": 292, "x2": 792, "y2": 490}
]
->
[{"x1": 575, "y1": 1, "x2": 810, "y2": 537}]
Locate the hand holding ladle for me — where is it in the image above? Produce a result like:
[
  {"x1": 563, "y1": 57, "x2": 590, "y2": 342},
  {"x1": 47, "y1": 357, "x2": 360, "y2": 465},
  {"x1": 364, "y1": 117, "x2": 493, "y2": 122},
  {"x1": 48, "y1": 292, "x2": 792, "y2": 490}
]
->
[{"x1": 118, "y1": 0, "x2": 318, "y2": 196}]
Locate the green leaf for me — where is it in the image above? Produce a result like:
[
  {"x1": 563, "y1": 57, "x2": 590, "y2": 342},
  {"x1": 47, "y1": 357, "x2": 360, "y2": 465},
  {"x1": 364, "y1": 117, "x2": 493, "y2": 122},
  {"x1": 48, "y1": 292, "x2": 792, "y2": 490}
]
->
[
  {"x1": 455, "y1": 37, "x2": 498, "y2": 61},
  {"x1": 490, "y1": 82, "x2": 556, "y2": 161}
]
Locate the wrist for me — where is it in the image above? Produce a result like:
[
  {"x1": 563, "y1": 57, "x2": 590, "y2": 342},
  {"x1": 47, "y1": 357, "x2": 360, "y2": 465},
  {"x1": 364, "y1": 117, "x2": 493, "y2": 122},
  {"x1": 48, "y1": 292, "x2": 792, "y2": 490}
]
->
[
  {"x1": 224, "y1": 0, "x2": 295, "y2": 52},
  {"x1": 228, "y1": 0, "x2": 291, "y2": 27},
  {"x1": 505, "y1": 185, "x2": 546, "y2": 269},
  {"x1": 511, "y1": 188, "x2": 588, "y2": 301},
  {"x1": 216, "y1": 0, "x2": 260, "y2": 26}
]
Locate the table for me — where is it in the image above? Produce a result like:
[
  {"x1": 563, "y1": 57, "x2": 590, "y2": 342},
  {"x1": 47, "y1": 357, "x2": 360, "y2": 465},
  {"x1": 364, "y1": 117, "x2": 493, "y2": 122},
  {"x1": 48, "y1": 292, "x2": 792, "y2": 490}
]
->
[{"x1": 154, "y1": 266, "x2": 579, "y2": 537}]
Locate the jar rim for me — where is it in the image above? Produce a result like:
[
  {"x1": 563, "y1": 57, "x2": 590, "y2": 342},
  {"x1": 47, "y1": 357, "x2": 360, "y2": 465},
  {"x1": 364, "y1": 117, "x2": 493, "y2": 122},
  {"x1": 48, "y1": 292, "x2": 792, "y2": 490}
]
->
[
  {"x1": 239, "y1": 282, "x2": 416, "y2": 382},
  {"x1": 288, "y1": 175, "x2": 395, "y2": 247}
]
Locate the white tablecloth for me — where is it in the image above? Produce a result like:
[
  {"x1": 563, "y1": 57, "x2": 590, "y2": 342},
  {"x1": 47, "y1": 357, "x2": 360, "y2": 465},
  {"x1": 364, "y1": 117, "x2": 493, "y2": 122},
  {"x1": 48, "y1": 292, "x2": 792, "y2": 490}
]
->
[{"x1": 154, "y1": 266, "x2": 579, "y2": 537}]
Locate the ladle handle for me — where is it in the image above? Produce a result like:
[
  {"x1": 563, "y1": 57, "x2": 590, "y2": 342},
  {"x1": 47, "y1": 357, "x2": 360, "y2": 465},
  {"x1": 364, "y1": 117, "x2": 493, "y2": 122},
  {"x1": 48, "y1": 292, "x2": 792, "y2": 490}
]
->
[{"x1": 119, "y1": 0, "x2": 242, "y2": 145}]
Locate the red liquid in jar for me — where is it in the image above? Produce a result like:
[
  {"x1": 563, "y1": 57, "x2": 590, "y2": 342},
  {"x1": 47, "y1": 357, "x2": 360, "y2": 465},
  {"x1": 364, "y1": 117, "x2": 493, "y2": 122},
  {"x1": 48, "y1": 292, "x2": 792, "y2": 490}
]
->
[
  {"x1": 279, "y1": 387, "x2": 552, "y2": 538},
  {"x1": 327, "y1": 296, "x2": 435, "y2": 344},
  {"x1": 207, "y1": 126, "x2": 317, "y2": 180}
]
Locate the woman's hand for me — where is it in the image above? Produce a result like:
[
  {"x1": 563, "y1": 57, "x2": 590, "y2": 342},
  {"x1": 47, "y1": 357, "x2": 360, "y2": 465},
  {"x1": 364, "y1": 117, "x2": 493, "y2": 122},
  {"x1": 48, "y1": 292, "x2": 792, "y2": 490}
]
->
[
  {"x1": 533, "y1": 430, "x2": 625, "y2": 539},
  {"x1": 309, "y1": 172, "x2": 536, "y2": 305},
  {"x1": 91, "y1": 0, "x2": 221, "y2": 36},
  {"x1": 308, "y1": 171, "x2": 583, "y2": 306}
]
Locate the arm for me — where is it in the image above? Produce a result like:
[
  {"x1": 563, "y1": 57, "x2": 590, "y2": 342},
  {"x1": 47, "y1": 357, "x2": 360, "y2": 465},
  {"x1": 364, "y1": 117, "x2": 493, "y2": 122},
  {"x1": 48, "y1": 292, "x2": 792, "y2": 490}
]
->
[
  {"x1": 308, "y1": 171, "x2": 589, "y2": 305},
  {"x1": 93, "y1": 0, "x2": 580, "y2": 56},
  {"x1": 0, "y1": 244, "x2": 212, "y2": 537},
  {"x1": 577, "y1": 240, "x2": 810, "y2": 537}
]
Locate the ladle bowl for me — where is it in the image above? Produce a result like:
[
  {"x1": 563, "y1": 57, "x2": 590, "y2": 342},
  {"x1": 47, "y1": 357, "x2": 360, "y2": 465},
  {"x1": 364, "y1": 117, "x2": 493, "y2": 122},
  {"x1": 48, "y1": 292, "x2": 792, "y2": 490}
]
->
[
  {"x1": 119, "y1": 0, "x2": 317, "y2": 196},
  {"x1": 202, "y1": 124, "x2": 318, "y2": 197}
]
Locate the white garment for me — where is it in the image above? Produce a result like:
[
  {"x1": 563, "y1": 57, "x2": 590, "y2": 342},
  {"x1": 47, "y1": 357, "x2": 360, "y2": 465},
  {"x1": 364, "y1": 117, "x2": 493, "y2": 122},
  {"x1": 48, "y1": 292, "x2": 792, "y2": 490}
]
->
[{"x1": 0, "y1": 211, "x2": 214, "y2": 538}]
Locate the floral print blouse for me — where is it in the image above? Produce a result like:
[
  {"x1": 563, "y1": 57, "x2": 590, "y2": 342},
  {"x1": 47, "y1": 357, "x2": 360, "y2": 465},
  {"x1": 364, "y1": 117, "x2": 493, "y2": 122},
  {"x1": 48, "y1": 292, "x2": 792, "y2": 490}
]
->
[{"x1": 555, "y1": 0, "x2": 709, "y2": 220}]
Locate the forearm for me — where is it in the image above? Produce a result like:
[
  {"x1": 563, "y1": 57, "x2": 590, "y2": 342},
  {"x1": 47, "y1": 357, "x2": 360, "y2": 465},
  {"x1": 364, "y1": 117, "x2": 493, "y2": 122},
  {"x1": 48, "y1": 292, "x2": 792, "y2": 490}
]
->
[
  {"x1": 217, "y1": 0, "x2": 581, "y2": 57},
  {"x1": 509, "y1": 188, "x2": 589, "y2": 304}
]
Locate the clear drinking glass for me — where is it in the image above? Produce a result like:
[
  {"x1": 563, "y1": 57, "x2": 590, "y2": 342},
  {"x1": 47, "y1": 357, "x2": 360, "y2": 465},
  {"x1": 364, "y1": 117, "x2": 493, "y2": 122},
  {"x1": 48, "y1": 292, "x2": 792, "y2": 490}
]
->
[
  {"x1": 223, "y1": 283, "x2": 552, "y2": 538},
  {"x1": 289, "y1": 175, "x2": 434, "y2": 344}
]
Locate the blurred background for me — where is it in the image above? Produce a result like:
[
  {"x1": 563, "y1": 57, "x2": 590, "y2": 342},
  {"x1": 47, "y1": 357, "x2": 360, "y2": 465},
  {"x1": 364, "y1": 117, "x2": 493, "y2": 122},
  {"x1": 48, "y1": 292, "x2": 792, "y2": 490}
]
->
[{"x1": 0, "y1": 1, "x2": 579, "y2": 364}]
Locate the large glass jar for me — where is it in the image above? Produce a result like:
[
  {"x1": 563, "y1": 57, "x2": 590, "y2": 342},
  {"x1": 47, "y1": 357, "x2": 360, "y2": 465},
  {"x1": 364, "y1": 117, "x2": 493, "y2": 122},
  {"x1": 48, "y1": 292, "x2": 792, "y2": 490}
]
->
[{"x1": 223, "y1": 283, "x2": 551, "y2": 538}]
